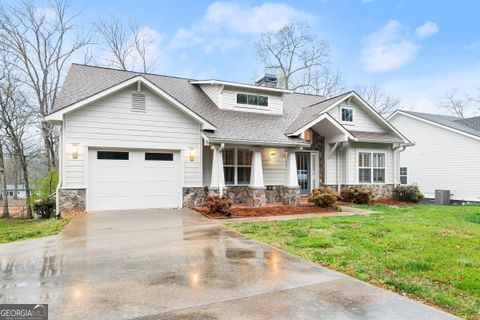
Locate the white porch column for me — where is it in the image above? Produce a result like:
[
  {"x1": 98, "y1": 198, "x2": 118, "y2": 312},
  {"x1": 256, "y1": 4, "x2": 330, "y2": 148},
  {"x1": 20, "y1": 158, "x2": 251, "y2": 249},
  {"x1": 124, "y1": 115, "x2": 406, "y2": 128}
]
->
[
  {"x1": 249, "y1": 147, "x2": 264, "y2": 188},
  {"x1": 285, "y1": 149, "x2": 299, "y2": 187},
  {"x1": 210, "y1": 145, "x2": 225, "y2": 194}
]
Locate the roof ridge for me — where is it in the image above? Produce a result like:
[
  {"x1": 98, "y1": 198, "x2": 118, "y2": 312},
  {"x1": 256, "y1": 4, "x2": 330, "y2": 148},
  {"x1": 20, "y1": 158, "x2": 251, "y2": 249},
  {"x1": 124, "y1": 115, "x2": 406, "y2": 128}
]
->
[
  {"x1": 71, "y1": 63, "x2": 198, "y2": 81},
  {"x1": 302, "y1": 90, "x2": 353, "y2": 109}
]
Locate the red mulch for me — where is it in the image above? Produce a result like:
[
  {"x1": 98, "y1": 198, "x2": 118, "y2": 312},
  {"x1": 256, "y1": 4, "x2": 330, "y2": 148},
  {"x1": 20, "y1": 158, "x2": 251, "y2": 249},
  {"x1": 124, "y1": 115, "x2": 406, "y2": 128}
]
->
[
  {"x1": 337, "y1": 198, "x2": 415, "y2": 206},
  {"x1": 195, "y1": 203, "x2": 335, "y2": 219}
]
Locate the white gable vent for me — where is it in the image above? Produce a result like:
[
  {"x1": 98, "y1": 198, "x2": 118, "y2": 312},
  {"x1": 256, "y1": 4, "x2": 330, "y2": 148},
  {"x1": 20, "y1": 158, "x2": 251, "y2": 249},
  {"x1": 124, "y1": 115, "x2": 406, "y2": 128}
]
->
[{"x1": 132, "y1": 92, "x2": 146, "y2": 111}]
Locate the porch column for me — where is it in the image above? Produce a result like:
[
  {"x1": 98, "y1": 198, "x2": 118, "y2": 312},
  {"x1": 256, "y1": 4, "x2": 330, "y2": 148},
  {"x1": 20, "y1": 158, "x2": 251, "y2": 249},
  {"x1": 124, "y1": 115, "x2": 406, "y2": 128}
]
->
[
  {"x1": 249, "y1": 147, "x2": 264, "y2": 188},
  {"x1": 210, "y1": 145, "x2": 225, "y2": 194},
  {"x1": 285, "y1": 149, "x2": 299, "y2": 187}
]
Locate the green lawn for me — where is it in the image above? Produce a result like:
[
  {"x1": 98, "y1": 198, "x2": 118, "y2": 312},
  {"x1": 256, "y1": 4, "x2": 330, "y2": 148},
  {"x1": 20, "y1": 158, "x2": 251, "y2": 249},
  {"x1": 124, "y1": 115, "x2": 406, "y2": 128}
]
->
[
  {"x1": 0, "y1": 218, "x2": 69, "y2": 243},
  {"x1": 229, "y1": 204, "x2": 480, "y2": 319}
]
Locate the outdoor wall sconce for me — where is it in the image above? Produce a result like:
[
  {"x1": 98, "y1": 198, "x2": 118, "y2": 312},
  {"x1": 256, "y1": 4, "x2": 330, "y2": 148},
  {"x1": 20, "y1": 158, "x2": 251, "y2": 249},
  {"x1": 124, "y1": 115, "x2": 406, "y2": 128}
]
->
[
  {"x1": 72, "y1": 144, "x2": 79, "y2": 159},
  {"x1": 189, "y1": 149, "x2": 195, "y2": 162},
  {"x1": 270, "y1": 151, "x2": 276, "y2": 158}
]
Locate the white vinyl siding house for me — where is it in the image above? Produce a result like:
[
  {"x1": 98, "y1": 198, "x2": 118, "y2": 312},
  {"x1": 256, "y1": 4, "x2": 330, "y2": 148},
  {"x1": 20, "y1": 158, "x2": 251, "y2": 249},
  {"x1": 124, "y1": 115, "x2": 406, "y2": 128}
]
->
[
  {"x1": 48, "y1": 64, "x2": 410, "y2": 212},
  {"x1": 389, "y1": 112, "x2": 480, "y2": 201},
  {"x1": 62, "y1": 84, "x2": 203, "y2": 209}
]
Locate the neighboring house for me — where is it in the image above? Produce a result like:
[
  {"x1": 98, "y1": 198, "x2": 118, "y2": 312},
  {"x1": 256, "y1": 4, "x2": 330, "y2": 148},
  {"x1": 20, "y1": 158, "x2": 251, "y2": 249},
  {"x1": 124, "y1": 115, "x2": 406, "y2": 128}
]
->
[
  {"x1": 1, "y1": 184, "x2": 27, "y2": 199},
  {"x1": 388, "y1": 110, "x2": 480, "y2": 202},
  {"x1": 45, "y1": 64, "x2": 410, "y2": 212}
]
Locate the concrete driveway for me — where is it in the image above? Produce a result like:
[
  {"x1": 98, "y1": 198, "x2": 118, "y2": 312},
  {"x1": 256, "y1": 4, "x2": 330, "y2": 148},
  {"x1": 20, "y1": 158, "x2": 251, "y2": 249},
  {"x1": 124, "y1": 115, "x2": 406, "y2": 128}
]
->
[{"x1": 0, "y1": 209, "x2": 458, "y2": 320}]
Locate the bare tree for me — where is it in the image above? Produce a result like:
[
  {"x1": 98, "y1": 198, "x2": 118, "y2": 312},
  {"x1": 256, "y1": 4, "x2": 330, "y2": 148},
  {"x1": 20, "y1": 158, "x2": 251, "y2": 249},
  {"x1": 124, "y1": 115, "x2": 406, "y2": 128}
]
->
[
  {"x1": 0, "y1": 0, "x2": 90, "y2": 170},
  {"x1": 95, "y1": 17, "x2": 134, "y2": 71},
  {"x1": 0, "y1": 140, "x2": 9, "y2": 218},
  {"x1": 0, "y1": 62, "x2": 37, "y2": 219},
  {"x1": 95, "y1": 18, "x2": 158, "y2": 73},
  {"x1": 255, "y1": 21, "x2": 342, "y2": 96},
  {"x1": 441, "y1": 89, "x2": 474, "y2": 118},
  {"x1": 355, "y1": 84, "x2": 401, "y2": 116}
]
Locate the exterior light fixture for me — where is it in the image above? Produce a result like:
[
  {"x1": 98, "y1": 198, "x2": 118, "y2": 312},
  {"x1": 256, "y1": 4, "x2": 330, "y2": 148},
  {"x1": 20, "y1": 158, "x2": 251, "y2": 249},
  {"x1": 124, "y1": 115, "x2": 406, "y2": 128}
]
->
[
  {"x1": 304, "y1": 129, "x2": 313, "y2": 142},
  {"x1": 270, "y1": 151, "x2": 276, "y2": 158},
  {"x1": 72, "y1": 144, "x2": 79, "y2": 159},
  {"x1": 189, "y1": 149, "x2": 195, "y2": 162}
]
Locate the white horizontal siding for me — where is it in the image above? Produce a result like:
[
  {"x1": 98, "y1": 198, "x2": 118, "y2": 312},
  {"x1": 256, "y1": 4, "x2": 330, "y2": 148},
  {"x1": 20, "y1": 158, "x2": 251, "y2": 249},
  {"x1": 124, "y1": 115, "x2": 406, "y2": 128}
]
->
[
  {"x1": 63, "y1": 85, "x2": 202, "y2": 188},
  {"x1": 390, "y1": 113, "x2": 480, "y2": 201},
  {"x1": 219, "y1": 87, "x2": 283, "y2": 115},
  {"x1": 328, "y1": 101, "x2": 386, "y2": 132},
  {"x1": 262, "y1": 148, "x2": 286, "y2": 185},
  {"x1": 199, "y1": 84, "x2": 220, "y2": 106}
]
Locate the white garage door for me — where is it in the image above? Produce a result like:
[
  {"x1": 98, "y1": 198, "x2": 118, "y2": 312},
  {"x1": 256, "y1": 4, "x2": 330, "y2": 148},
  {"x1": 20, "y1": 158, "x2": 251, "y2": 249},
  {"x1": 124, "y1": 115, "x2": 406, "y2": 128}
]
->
[{"x1": 88, "y1": 149, "x2": 181, "y2": 211}]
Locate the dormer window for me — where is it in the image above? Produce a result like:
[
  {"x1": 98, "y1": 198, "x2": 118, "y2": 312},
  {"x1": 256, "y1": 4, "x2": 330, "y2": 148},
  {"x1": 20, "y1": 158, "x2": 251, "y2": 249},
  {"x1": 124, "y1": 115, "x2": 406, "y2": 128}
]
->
[
  {"x1": 341, "y1": 107, "x2": 354, "y2": 123},
  {"x1": 236, "y1": 93, "x2": 269, "y2": 107}
]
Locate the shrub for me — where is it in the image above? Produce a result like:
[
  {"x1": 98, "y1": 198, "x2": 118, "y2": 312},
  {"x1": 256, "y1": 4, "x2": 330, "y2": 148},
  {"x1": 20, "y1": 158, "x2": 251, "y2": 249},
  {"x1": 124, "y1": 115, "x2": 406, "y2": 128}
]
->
[
  {"x1": 33, "y1": 198, "x2": 55, "y2": 218},
  {"x1": 392, "y1": 185, "x2": 424, "y2": 203},
  {"x1": 341, "y1": 186, "x2": 374, "y2": 204},
  {"x1": 308, "y1": 186, "x2": 337, "y2": 208},
  {"x1": 30, "y1": 170, "x2": 59, "y2": 218},
  {"x1": 205, "y1": 195, "x2": 233, "y2": 216}
]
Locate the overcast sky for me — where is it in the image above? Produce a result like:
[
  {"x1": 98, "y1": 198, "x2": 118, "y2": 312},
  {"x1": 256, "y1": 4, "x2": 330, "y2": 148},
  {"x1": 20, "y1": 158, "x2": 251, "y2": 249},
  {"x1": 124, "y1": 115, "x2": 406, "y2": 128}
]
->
[{"x1": 33, "y1": 0, "x2": 480, "y2": 115}]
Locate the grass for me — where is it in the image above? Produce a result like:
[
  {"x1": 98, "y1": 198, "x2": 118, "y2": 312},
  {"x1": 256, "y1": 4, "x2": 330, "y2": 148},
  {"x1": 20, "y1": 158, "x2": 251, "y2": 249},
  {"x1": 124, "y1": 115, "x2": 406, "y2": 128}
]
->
[
  {"x1": 0, "y1": 218, "x2": 69, "y2": 243},
  {"x1": 229, "y1": 204, "x2": 480, "y2": 319}
]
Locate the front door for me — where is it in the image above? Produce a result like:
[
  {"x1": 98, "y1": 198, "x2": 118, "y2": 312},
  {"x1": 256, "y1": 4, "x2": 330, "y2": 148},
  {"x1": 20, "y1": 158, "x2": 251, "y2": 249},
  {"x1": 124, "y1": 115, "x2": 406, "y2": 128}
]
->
[{"x1": 296, "y1": 152, "x2": 311, "y2": 195}]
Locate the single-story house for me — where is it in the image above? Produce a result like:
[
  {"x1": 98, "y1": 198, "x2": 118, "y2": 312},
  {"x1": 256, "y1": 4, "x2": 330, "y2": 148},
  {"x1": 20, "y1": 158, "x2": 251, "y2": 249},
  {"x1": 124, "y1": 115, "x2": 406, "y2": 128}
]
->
[
  {"x1": 388, "y1": 110, "x2": 480, "y2": 202},
  {"x1": 46, "y1": 64, "x2": 410, "y2": 212},
  {"x1": 1, "y1": 184, "x2": 27, "y2": 199}
]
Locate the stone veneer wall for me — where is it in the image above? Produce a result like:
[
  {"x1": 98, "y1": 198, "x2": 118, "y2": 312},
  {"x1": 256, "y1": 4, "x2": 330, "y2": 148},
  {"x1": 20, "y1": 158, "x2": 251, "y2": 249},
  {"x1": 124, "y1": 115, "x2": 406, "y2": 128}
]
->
[
  {"x1": 335, "y1": 184, "x2": 395, "y2": 199},
  {"x1": 306, "y1": 131, "x2": 325, "y2": 184},
  {"x1": 59, "y1": 188, "x2": 86, "y2": 213},
  {"x1": 182, "y1": 185, "x2": 300, "y2": 208}
]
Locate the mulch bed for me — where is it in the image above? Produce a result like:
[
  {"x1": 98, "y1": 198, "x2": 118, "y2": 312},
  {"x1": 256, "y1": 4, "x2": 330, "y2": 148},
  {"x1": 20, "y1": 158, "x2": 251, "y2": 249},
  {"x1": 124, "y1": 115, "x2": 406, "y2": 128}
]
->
[
  {"x1": 337, "y1": 199, "x2": 415, "y2": 206},
  {"x1": 194, "y1": 203, "x2": 335, "y2": 219}
]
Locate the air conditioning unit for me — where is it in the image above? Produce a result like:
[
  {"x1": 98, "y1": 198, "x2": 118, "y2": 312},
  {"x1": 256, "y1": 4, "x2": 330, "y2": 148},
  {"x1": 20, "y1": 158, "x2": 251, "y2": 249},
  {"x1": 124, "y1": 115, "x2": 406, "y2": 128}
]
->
[{"x1": 435, "y1": 190, "x2": 451, "y2": 205}]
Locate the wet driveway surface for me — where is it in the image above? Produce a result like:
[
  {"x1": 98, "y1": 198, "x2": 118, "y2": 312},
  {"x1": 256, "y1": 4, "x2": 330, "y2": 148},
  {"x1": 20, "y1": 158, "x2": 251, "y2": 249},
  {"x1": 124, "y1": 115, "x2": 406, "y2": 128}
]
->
[{"x1": 0, "y1": 209, "x2": 458, "y2": 320}]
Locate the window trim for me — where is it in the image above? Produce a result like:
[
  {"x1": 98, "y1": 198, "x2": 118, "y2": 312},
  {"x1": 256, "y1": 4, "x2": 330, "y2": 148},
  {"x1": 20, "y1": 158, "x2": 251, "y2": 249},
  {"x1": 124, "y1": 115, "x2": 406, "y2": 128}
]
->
[
  {"x1": 400, "y1": 166, "x2": 408, "y2": 185},
  {"x1": 340, "y1": 106, "x2": 354, "y2": 124},
  {"x1": 223, "y1": 148, "x2": 252, "y2": 186},
  {"x1": 357, "y1": 151, "x2": 386, "y2": 184},
  {"x1": 236, "y1": 92, "x2": 269, "y2": 109}
]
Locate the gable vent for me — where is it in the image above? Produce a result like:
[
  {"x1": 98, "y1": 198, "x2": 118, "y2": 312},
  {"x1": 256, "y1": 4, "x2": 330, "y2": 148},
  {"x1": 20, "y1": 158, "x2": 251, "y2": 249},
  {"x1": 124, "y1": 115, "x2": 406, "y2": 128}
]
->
[{"x1": 132, "y1": 92, "x2": 146, "y2": 111}]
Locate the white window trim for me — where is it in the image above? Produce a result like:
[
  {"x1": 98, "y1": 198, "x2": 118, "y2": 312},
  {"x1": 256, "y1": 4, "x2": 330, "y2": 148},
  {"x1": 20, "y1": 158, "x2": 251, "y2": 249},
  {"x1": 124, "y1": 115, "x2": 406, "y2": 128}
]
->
[
  {"x1": 224, "y1": 148, "x2": 252, "y2": 186},
  {"x1": 340, "y1": 106, "x2": 354, "y2": 124},
  {"x1": 357, "y1": 151, "x2": 386, "y2": 184},
  {"x1": 235, "y1": 92, "x2": 270, "y2": 109},
  {"x1": 400, "y1": 166, "x2": 408, "y2": 185}
]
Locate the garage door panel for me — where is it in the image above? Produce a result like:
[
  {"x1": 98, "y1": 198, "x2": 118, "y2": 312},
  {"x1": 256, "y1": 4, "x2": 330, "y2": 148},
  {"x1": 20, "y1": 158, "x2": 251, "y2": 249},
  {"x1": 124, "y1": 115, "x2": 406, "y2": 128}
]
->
[{"x1": 88, "y1": 149, "x2": 180, "y2": 210}]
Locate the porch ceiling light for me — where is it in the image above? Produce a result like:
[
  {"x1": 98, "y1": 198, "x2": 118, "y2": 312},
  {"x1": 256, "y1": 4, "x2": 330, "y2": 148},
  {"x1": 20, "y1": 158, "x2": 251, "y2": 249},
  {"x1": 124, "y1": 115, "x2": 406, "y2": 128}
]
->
[
  {"x1": 270, "y1": 151, "x2": 276, "y2": 158},
  {"x1": 72, "y1": 144, "x2": 79, "y2": 159}
]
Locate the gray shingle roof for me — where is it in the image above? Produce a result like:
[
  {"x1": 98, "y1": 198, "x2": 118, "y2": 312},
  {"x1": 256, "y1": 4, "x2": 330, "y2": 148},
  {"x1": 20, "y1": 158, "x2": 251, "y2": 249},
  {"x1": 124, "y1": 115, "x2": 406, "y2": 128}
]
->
[
  {"x1": 53, "y1": 64, "x2": 400, "y2": 146},
  {"x1": 350, "y1": 131, "x2": 404, "y2": 143},
  {"x1": 400, "y1": 111, "x2": 480, "y2": 138}
]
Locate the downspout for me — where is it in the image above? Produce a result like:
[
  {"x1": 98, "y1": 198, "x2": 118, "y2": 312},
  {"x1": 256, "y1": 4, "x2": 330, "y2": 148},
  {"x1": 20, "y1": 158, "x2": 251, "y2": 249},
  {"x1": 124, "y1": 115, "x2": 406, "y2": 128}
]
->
[
  {"x1": 392, "y1": 144, "x2": 407, "y2": 185},
  {"x1": 55, "y1": 125, "x2": 63, "y2": 217},
  {"x1": 218, "y1": 143, "x2": 225, "y2": 195}
]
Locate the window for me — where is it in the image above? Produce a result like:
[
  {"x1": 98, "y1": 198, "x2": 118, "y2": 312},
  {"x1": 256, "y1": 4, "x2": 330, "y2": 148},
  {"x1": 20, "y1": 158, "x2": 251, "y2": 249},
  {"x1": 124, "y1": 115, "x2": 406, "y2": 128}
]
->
[
  {"x1": 145, "y1": 152, "x2": 173, "y2": 161},
  {"x1": 236, "y1": 93, "x2": 268, "y2": 107},
  {"x1": 223, "y1": 148, "x2": 252, "y2": 185},
  {"x1": 97, "y1": 151, "x2": 129, "y2": 160},
  {"x1": 341, "y1": 107, "x2": 354, "y2": 123},
  {"x1": 400, "y1": 167, "x2": 408, "y2": 184},
  {"x1": 358, "y1": 152, "x2": 385, "y2": 183}
]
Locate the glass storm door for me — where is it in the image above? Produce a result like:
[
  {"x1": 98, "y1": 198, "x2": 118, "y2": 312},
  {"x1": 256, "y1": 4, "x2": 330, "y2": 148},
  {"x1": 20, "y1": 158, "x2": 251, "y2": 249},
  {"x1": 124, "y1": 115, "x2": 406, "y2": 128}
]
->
[{"x1": 296, "y1": 152, "x2": 311, "y2": 195}]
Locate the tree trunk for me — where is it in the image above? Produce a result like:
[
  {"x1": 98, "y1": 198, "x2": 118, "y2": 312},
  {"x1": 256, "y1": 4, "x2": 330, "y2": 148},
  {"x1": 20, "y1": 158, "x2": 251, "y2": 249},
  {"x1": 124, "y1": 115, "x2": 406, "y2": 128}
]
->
[
  {"x1": 41, "y1": 122, "x2": 56, "y2": 170},
  {"x1": 19, "y1": 155, "x2": 32, "y2": 219},
  {"x1": 0, "y1": 143, "x2": 9, "y2": 218},
  {"x1": 13, "y1": 170, "x2": 18, "y2": 200}
]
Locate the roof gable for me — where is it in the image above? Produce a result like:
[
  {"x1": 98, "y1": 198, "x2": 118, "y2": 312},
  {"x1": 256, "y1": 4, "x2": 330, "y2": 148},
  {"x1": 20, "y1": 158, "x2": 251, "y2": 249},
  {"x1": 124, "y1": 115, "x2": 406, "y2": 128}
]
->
[{"x1": 388, "y1": 110, "x2": 480, "y2": 141}]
